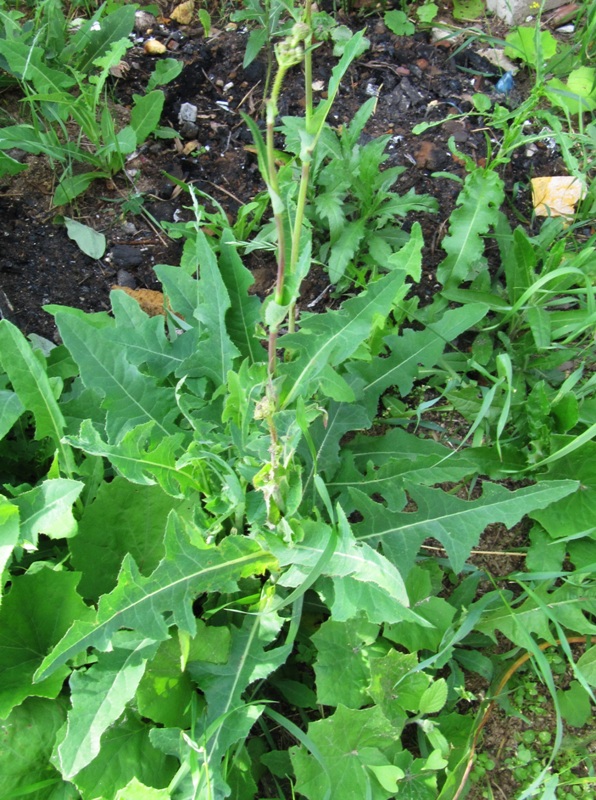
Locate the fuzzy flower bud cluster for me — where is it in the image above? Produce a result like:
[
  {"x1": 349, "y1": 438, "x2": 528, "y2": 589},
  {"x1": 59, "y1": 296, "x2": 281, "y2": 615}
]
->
[{"x1": 275, "y1": 21, "x2": 309, "y2": 69}]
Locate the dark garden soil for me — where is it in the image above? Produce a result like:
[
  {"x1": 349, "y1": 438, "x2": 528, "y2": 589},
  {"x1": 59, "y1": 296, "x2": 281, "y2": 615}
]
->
[
  {"x1": 0, "y1": 9, "x2": 588, "y2": 797},
  {"x1": 0, "y1": 9, "x2": 566, "y2": 340}
]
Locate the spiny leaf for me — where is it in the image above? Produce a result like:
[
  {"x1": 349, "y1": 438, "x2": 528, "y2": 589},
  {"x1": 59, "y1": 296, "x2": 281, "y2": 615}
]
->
[
  {"x1": 35, "y1": 516, "x2": 276, "y2": 682},
  {"x1": 330, "y1": 428, "x2": 480, "y2": 509},
  {"x1": 66, "y1": 420, "x2": 200, "y2": 498},
  {"x1": 189, "y1": 608, "x2": 291, "y2": 763},
  {"x1": 436, "y1": 169, "x2": 504, "y2": 287},
  {"x1": 347, "y1": 304, "x2": 488, "y2": 413},
  {"x1": 191, "y1": 228, "x2": 241, "y2": 386},
  {"x1": 278, "y1": 270, "x2": 406, "y2": 408},
  {"x1": 477, "y1": 582, "x2": 596, "y2": 645},
  {"x1": 267, "y1": 513, "x2": 425, "y2": 626},
  {"x1": 53, "y1": 309, "x2": 178, "y2": 442},
  {"x1": 353, "y1": 480, "x2": 578, "y2": 577},
  {"x1": 108, "y1": 290, "x2": 189, "y2": 380}
]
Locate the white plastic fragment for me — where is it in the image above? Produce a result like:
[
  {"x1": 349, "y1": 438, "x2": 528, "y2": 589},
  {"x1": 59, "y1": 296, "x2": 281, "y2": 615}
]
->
[{"x1": 178, "y1": 103, "x2": 198, "y2": 124}]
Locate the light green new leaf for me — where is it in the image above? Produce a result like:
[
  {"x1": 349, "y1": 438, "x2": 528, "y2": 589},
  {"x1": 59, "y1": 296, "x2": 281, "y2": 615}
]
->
[
  {"x1": 66, "y1": 419, "x2": 200, "y2": 498},
  {"x1": 130, "y1": 91, "x2": 165, "y2": 143},
  {"x1": 35, "y1": 518, "x2": 276, "y2": 682},
  {"x1": 0, "y1": 389, "x2": 24, "y2": 439},
  {"x1": 268, "y1": 514, "x2": 423, "y2": 625},
  {"x1": 57, "y1": 637, "x2": 160, "y2": 779},
  {"x1": 504, "y1": 27, "x2": 558, "y2": 66},
  {"x1": 278, "y1": 270, "x2": 406, "y2": 408},
  {"x1": 312, "y1": 616, "x2": 379, "y2": 708},
  {"x1": 0, "y1": 320, "x2": 73, "y2": 472},
  {"x1": 146, "y1": 58, "x2": 184, "y2": 92},
  {"x1": 369, "y1": 650, "x2": 429, "y2": 726},
  {"x1": 0, "y1": 697, "x2": 74, "y2": 800},
  {"x1": 0, "y1": 569, "x2": 91, "y2": 719},
  {"x1": 11, "y1": 478, "x2": 83, "y2": 542},
  {"x1": 354, "y1": 480, "x2": 578, "y2": 577},
  {"x1": 70, "y1": 477, "x2": 180, "y2": 601},
  {"x1": 290, "y1": 704, "x2": 403, "y2": 800},
  {"x1": 437, "y1": 169, "x2": 504, "y2": 287},
  {"x1": 53, "y1": 309, "x2": 178, "y2": 442}
]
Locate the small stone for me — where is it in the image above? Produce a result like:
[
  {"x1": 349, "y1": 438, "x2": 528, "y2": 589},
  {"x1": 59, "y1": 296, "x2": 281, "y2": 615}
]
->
[
  {"x1": 134, "y1": 10, "x2": 156, "y2": 33},
  {"x1": 109, "y1": 244, "x2": 144, "y2": 268},
  {"x1": 144, "y1": 38, "x2": 167, "y2": 55},
  {"x1": 178, "y1": 120, "x2": 199, "y2": 139},
  {"x1": 171, "y1": 0, "x2": 195, "y2": 25},
  {"x1": 116, "y1": 269, "x2": 137, "y2": 289}
]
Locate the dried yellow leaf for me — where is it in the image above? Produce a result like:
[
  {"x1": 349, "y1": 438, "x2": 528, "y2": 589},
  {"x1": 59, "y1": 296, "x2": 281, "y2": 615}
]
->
[
  {"x1": 531, "y1": 176, "x2": 585, "y2": 218},
  {"x1": 171, "y1": 0, "x2": 195, "y2": 25}
]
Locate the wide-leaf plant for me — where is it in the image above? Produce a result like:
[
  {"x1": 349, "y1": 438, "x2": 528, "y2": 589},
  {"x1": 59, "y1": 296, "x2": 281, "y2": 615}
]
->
[{"x1": 0, "y1": 215, "x2": 578, "y2": 799}]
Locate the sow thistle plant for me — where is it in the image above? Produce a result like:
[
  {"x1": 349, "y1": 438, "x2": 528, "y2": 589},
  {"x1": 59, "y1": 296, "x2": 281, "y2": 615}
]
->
[{"x1": 0, "y1": 5, "x2": 596, "y2": 800}]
